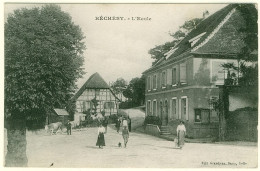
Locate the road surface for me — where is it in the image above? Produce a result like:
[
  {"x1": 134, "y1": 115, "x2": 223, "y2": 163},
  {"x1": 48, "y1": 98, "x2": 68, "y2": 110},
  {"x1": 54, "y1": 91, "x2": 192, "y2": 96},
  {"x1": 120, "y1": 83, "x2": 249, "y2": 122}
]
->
[{"x1": 4, "y1": 126, "x2": 258, "y2": 168}]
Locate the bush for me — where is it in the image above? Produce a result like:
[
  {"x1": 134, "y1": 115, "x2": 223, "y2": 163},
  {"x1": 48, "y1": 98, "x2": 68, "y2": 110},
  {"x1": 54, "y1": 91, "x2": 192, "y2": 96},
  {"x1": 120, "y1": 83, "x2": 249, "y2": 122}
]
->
[
  {"x1": 144, "y1": 115, "x2": 162, "y2": 128},
  {"x1": 109, "y1": 114, "x2": 118, "y2": 124}
]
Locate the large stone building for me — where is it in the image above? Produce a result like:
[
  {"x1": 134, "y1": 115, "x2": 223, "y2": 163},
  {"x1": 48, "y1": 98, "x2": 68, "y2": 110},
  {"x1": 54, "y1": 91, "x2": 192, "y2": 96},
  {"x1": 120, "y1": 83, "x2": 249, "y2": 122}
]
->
[{"x1": 143, "y1": 4, "x2": 257, "y2": 138}]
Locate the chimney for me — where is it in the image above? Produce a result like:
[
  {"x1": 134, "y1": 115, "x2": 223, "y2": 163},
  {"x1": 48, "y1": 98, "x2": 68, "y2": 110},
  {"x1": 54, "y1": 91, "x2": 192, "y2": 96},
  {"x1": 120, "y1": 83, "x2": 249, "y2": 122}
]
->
[{"x1": 203, "y1": 10, "x2": 210, "y2": 19}]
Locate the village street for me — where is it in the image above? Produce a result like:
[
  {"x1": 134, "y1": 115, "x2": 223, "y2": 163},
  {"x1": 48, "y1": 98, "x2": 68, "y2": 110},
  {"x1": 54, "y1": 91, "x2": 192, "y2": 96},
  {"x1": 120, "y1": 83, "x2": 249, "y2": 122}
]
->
[{"x1": 4, "y1": 126, "x2": 257, "y2": 168}]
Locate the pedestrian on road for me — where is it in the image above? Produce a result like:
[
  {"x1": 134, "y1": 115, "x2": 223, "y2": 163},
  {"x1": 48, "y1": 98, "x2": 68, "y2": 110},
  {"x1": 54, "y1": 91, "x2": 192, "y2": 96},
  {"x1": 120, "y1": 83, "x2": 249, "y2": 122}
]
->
[
  {"x1": 122, "y1": 117, "x2": 128, "y2": 128},
  {"x1": 176, "y1": 121, "x2": 186, "y2": 149},
  {"x1": 127, "y1": 116, "x2": 131, "y2": 132},
  {"x1": 67, "y1": 120, "x2": 72, "y2": 135},
  {"x1": 122, "y1": 126, "x2": 129, "y2": 148},
  {"x1": 96, "y1": 124, "x2": 106, "y2": 149},
  {"x1": 102, "y1": 116, "x2": 108, "y2": 133},
  {"x1": 115, "y1": 117, "x2": 121, "y2": 133}
]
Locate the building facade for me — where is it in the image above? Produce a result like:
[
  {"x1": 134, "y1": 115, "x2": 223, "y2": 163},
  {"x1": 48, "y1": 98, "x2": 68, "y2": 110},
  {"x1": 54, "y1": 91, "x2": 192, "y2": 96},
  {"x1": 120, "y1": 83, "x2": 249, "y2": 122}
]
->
[
  {"x1": 72, "y1": 72, "x2": 120, "y2": 121},
  {"x1": 143, "y1": 4, "x2": 255, "y2": 138}
]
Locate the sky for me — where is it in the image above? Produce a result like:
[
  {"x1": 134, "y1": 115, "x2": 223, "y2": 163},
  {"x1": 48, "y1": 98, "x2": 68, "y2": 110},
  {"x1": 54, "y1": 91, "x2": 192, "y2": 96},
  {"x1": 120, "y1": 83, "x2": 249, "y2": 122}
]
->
[{"x1": 4, "y1": 3, "x2": 228, "y2": 89}]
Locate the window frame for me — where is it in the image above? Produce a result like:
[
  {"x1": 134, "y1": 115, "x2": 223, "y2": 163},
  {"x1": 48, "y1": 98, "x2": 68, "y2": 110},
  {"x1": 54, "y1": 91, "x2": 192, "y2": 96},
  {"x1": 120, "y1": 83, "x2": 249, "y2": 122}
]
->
[
  {"x1": 152, "y1": 99, "x2": 157, "y2": 116},
  {"x1": 147, "y1": 100, "x2": 151, "y2": 115},
  {"x1": 172, "y1": 67, "x2": 177, "y2": 87},
  {"x1": 194, "y1": 108, "x2": 210, "y2": 124},
  {"x1": 181, "y1": 96, "x2": 188, "y2": 120},
  {"x1": 153, "y1": 74, "x2": 157, "y2": 90},
  {"x1": 171, "y1": 97, "x2": 178, "y2": 119},
  {"x1": 161, "y1": 70, "x2": 167, "y2": 89},
  {"x1": 180, "y1": 62, "x2": 187, "y2": 84}
]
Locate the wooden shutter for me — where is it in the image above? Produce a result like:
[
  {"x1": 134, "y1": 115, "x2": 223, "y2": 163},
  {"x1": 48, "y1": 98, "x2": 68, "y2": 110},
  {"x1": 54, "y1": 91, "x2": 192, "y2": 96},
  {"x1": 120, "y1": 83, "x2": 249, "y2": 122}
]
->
[
  {"x1": 185, "y1": 98, "x2": 189, "y2": 120},
  {"x1": 172, "y1": 68, "x2": 177, "y2": 85},
  {"x1": 167, "y1": 68, "x2": 172, "y2": 85},
  {"x1": 178, "y1": 99, "x2": 181, "y2": 119},
  {"x1": 180, "y1": 63, "x2": 187, "y2": 83}
]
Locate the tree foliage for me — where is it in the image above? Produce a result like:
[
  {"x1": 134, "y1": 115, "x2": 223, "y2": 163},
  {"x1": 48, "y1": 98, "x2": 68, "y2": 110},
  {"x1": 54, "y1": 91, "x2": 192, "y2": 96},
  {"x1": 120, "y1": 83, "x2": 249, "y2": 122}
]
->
[
  {"x1": 5, "y1": 5, "x2": 86, "y2": 129},
  {"x1": 123, "y1": 76, "x2": 145, "y2": 107},
  {"x1": 111, "y1": 78, "x2": 127, "y2": 94}
]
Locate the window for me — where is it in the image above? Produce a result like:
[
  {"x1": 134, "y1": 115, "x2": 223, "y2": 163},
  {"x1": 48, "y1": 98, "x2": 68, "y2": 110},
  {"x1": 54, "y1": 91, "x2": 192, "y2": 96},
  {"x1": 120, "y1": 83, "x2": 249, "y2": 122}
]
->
[
  {"x1": 104, "y1": 102, "x2": 114, "y2": 109},
  {"x1": 171, "y1": 98, "x2": 177, "y2": 119},
  {"x1": 180, "y1": 63, "x2": 187, "y2": 83},
  {"x1": 161, "y1": 71, "x2": 166, "y2": 88},
  {"x1": 153, "y1": 74, "x2": 157, "y2": 90},
  {"x1": 181, "y1": 96, "x2": 188, "y2": 120},
  {"x1": 152, "y1": 100, "x2": 157, "y2": 116},
  {"x1": 147, "y1": 101, "x2": 151, "y2": 115},
  {"x1": 83, "y1": 101, "x2": 92, "y2": 111},
  {"x1": 147, "y1": 76, "x2": 151, "y2": 90},
  {"x1": 172, "y1": 67, "x2": 177, "y2": 85},
  {"x1": 195, "y1": 109, "x2": 210, "y2": 123}
]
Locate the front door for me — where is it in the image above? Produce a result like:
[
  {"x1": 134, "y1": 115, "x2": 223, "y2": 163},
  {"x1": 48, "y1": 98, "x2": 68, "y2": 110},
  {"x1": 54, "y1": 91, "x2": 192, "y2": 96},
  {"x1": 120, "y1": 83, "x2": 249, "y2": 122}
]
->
[
  {"x1": 160, "y1": 101, "x2": 163, "y2": 120},
  {"x1": 163, "y1": 100, "x2": 168, "y2": 125}
]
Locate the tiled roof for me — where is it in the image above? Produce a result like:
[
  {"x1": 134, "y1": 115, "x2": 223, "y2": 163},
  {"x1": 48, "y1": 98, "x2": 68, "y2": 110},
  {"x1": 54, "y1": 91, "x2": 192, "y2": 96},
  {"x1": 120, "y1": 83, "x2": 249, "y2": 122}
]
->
[
  {"x1": 54, "y1": 109, "x2": 69, "y2": 116},
  {"x1": 143, "y1": 4, "x2": 251, "y2": 74},
  {"x1": 168, "y1": 4, "x2": 237, "y2": 59}
]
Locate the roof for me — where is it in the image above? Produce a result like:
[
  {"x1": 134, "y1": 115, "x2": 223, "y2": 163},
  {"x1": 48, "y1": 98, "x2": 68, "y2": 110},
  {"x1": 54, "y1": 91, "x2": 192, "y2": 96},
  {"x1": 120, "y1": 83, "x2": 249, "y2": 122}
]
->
[
  {"x1": 54, "y1": 109, "x2": 69, "y2": 116},
  {"x1": 144, "y1": 4, "x2": 256, "y2": 74},
  {"x1": 72, "y1": 72, "x2": 121, "y2": 101}
]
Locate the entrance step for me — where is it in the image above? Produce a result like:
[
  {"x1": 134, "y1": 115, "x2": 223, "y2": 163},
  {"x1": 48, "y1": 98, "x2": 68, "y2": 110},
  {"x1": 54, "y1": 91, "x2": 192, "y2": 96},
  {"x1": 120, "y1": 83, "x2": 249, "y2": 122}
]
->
[{"x1": 160, "y1": 126, "x2": 171, "y2": 135}]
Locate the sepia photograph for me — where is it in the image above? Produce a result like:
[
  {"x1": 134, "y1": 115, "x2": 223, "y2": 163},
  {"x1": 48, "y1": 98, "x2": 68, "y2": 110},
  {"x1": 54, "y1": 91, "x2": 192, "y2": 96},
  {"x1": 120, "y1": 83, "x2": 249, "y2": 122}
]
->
[{"x1": 3, "y1": 1, "x2": 258, "y2": 168}]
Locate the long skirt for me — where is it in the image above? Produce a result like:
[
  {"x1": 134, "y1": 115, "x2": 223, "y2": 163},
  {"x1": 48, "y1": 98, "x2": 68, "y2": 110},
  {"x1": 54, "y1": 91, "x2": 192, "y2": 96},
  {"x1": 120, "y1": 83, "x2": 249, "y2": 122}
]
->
[
  {"x1": 178, "y1": 130, "x2": 185, "y2": 147},
  {"x1": 96, "y1": 133, "x2": 105, "y2": 146}
]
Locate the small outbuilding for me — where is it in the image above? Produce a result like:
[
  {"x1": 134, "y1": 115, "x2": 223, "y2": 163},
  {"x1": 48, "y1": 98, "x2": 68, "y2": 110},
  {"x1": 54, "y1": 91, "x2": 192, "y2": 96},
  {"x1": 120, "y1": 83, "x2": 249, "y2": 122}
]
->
[{"x1": 46, "y1": 108, "x2": 69, "y2": 125}]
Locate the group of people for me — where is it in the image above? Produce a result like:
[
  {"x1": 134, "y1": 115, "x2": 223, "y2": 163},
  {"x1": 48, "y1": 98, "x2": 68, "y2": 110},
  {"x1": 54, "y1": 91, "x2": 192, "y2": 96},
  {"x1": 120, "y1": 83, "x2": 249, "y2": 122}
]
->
[
  {"x1": 115, "y1": 116, "x2": 131, "y2": 133},
  {"x1": 67, "y1": 115, "x2": 186, "y2": 150},
  {"x1": 96, "y1": 115, "x2": 131, "y2": 149}
]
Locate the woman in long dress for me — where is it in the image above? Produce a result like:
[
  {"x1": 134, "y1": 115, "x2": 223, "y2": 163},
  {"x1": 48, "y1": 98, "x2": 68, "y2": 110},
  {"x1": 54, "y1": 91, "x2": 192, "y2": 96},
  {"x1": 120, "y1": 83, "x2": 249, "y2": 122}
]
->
[
  {"x1": 177, "y1": 121, "x2": 186, "y2": 149},
  {"x1": 96, "y1": 124, "x2": 106, "y2": 148}
]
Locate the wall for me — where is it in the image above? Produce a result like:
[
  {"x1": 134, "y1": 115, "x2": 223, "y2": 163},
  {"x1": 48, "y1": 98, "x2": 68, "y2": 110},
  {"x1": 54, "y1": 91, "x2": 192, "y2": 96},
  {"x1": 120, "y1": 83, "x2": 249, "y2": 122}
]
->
[
  {"x1": 229, "y1": 93, "x2": 257, "y2": 111},
  {"x1": 146, "y1": 87, "x2": 220, "y2": 138},
  {"x1": 144, "y1": 124, "x2": 160, "y2": 136},
  {"x1": 227, "y1": 110, "x2": 258, "y2": 142},
  {"x1": 76, "y1": 88, "x2": 119, "y2": 115}
]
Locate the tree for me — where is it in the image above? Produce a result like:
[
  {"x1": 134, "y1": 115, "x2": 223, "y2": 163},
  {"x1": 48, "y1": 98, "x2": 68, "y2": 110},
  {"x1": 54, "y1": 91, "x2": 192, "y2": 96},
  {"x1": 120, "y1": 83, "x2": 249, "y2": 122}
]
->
[
  {"x1": 149, "y1": 17, "x2": 204, "y2": 64},
  {"x1": 123, "y1": 76, "x2": 145, "y2": 107},
  {"x1": 5, "y1": 5, "x2": 86, "y2": 166},
  {"x1": 214, "y1": 4, "x2": 257, "y2": 141},
  {"x1": 111, "y1": 78, "x2": 127, "y2": 94}
]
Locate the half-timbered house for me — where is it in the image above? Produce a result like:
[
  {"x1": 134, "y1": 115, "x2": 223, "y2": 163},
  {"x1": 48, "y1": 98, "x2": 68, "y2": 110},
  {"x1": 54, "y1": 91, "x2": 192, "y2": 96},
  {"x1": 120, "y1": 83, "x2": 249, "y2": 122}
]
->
[{"x1": 72, "y1": 72, "x2": 120, "y2": 121}]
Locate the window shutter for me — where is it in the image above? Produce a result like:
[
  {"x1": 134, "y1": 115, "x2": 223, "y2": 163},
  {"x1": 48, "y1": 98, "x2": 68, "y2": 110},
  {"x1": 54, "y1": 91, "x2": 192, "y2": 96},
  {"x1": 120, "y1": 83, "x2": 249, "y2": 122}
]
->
[
  {"x1": 178, "y1": 99, "x2": 181, "y2": 119},
  {"x1": 186, "y1": 98, "x2": 189, "y2": 120},
  {"x1": 167, "y1": 69, "x2": 172, "y2": 85},
  {"x1": 180, "y1": 63, "x2": 187, "y2": 83},
  {"x1": 172, "y1": 68, "x2": 177, "y2": 85}
]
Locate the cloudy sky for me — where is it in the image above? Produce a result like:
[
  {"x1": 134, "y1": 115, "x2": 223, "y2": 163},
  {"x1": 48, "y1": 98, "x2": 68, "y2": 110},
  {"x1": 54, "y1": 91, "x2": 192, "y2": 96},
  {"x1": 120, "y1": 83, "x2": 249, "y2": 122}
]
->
[{"x1": 5, "y1": 3, "x2": 227, "y2": 88}]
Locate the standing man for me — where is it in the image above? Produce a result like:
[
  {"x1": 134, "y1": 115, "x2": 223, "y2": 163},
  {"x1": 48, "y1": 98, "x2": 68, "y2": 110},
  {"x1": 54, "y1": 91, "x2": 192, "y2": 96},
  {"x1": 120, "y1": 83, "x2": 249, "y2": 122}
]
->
[
  {"x1": 115, "y1": 117, "x2": 121, "y2": 133},
  {"x1": 67, "y1": 120, "x2": 72, "y2": 135},
  {"x1": 127, "y1": 116, "x2": 132, "y2": 132},
  {"x1": 102, "y1": 116, "x2": 108, "y2": 133}
]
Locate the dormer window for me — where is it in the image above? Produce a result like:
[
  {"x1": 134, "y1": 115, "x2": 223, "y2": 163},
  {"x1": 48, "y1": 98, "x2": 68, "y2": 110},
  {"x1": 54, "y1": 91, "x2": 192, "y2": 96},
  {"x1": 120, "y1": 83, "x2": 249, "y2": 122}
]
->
[
  {"x1": 165, "y1": 47, "x2": 178, "y2": 60},
  {"x1": 189, "y1": 32, "x2": 206, "y2": 47}
]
